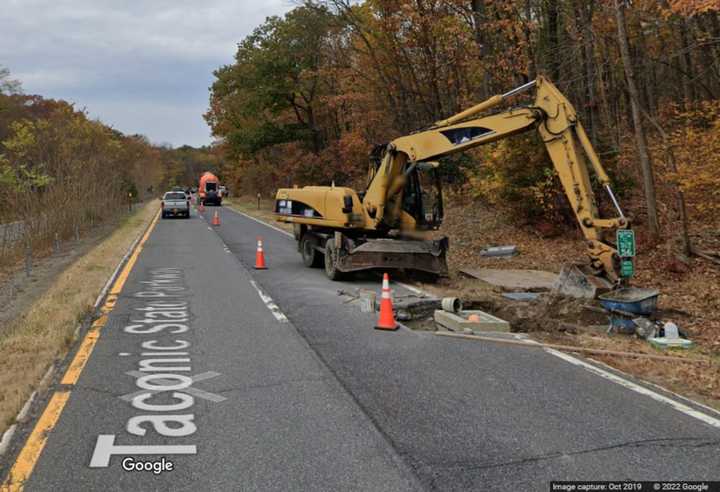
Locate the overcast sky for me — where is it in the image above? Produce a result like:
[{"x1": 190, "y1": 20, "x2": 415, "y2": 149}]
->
[{"x1": 1, "y1": 0, "x2": 294, "y2": 147}]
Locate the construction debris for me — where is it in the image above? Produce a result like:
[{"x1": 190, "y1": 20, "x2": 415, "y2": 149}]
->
[
  {"x1": 598, "y1": 287, "x2": 660, "y2": 334},
  {"x1": 434, "y1": 309, "x2": 510, "y2": 333},
  {"x1": 395, "y1": 298, "x2": 441, "y2": 321},
  {"x1": 632, "y1": 317, "x2": 658, "y2": 339},
  {"x1": 648, "y1": 321, "x2": 694, "y2": 349},
  {"x1": 434, "y1": 332, "x2": 708, "y2": 364},
  {"x1": 441, "y1": 297, "x2": 462, "y2": 313},
  {"x1": 553, "y1": 264, "x2": 604, "y2": 299},
  {"x1": 480, "y1": 245, "x2": 518, "y2": 257},
  {"x1": 502, "y1": 292, "x2": 540, "y2": 301},
  {"x1": 459, "y1": 268, "x2": 558, "y2": 291}
]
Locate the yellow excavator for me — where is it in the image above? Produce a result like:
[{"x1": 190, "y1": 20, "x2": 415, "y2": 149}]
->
[{"x1": 275, "y1": 76, "x2": 629, "y2": 284}]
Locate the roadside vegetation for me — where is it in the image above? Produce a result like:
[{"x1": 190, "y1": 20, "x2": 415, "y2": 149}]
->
[{"x1": 0, "y1": 201, "x2": 157, "y2": 434}]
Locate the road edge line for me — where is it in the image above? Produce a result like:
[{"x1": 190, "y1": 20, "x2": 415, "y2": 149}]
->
[
  {"x1": 1, "y1": 211, "x2": 160, "y2": 489},
  {"x1": 248, "y1": 280, "x2": 289, "y2": 323},
  {"x1": 224, "y1": 205, "x2": 294, "y2": 238},
  {"x1": 547, "y1": 348, "x2": 720, "y2": 429}
]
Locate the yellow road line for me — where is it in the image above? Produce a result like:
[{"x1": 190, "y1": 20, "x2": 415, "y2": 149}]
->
[
  {"x1": 2, "y1": 392, "x2": 70, "y2": 491},
  {"x1": 110, "y1": 212, "x2": 159, "y2": 295},
  {"x1": 2, "y1": 211, "x2": 160, "y2": 490}
]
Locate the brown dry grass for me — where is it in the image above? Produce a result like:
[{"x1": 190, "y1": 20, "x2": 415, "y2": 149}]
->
[{"x1": 0, "y1": 201, "x2": 158, "y2": 433}]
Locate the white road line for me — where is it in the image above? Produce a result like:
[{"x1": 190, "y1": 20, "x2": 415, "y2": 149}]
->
[
  {"x1": 394, "y1": 280, "x2": 426, "y2": 296},
  {"x1": 547, "y1": 348, "x2": 720, "y2": 429},
  {"x1": 249, "y1": 280, "x2": 289, "y2": 323},
  {"x1": 225, "y1": 204, "x2": 720, "y2": 429},
  {"x1": 588, "y1": 356, "x2": 720, "y2": 419},
  {"x1": 228, "y1": 207, "x2": 294, "y2": 238}
]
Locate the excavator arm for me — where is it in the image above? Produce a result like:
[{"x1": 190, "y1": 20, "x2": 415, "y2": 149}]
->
[{"x1": 364, "y1": 76, "x2": 629, "y2": 281}]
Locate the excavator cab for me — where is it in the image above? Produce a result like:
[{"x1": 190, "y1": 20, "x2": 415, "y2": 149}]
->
[{"x1": 401, "y1": 161, "x2": 443, "y2": 230}]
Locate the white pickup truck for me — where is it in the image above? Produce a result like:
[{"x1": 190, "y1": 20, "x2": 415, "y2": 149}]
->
[{"x1": 161, "y1": 191, "x2": 190, "y2": 219}]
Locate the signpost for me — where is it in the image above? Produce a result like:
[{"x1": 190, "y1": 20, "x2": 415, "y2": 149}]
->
[
  {"x1": 616, "y1": 229, "x2": 636, "y2": 258},
  {"x1": 616, "y1": 229, "x2": 636, "y2": 278},
  {"x1": 620, "y1": 259, "x2": 634, "y2": 278}
]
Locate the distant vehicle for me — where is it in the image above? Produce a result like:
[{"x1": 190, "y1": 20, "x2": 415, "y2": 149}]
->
[
  {"x1": 161, "y1": 191, "x2": 190, "y2": 218},
  {"x1": 199, "y1": 172, "x2": 222, "y2": 206},
  {"x1": 172, "y1": 186, "x2": 191, "y2": 199}
]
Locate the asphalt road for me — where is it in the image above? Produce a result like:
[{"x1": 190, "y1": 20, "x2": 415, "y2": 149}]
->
[{"x1": 3, "y1": 204, "x2": 720, "y2": 491}]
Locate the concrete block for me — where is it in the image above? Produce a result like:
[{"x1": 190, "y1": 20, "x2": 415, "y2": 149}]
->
[
  {"x1": 434, "y1": 309, "x2": 510, "y2": 333},
  {"x1": 460, "y1": 268, "x2": 557, "y2": 291}
]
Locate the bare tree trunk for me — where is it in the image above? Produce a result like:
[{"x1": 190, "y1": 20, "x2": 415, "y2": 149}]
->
[
  {"x1": 471, "y1": 0, "x2": 491, "y2": 98},
  {"x1": 546, "y1": 0, "x2": 561, "y2": 81},
  {"x1": 642, "y1": 111, "x2": 691, "y2": 256},
  {"x1": 523, "y1": 0, "x2": 537, "y2": 81},
  {"x1": 679, "y1": 17, "x2": 696, "y2": 103},
  {"x1": 578, "y1": 0, "x2": 597, "y2": 145},
  {"x1": 614, "y1": 0, "x2": 660, "y2": 239}
]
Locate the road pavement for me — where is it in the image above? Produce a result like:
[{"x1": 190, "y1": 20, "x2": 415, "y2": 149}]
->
[{"x1": 3, "y1": 204, "x2": 720, "y2": 491}]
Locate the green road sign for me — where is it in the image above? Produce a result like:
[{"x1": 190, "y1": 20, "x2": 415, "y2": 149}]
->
[
  {"x1": 620, "y1": 259, "x2": 634, "y2": 278},
  {"x1": 616, "y1": 229, "x2": 636, "y2": 258}
]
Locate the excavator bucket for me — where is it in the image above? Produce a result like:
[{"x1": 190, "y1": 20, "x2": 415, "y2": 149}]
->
[
  {"x1": 336, "y1": 238, "x2": 449, "y2": 276},
  {"x1": 554, "y1": 263, "x2": 614, "y2": 299}
]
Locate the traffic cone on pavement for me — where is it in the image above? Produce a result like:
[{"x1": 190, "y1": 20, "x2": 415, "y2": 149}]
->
[
  {"x1": 375, "y1": 273, "x2": 398, "y2": 331},
  {"x1": 254, "y1": 237, "x2": 267, "y2": 269},
  {"x1": 212, "y1": 211, "x2": 220, "y2": 226}
]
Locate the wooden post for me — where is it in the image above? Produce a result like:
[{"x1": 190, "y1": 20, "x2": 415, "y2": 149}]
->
[{"x1": 25, "y1": 238, "x2": 31, "y2": 277}]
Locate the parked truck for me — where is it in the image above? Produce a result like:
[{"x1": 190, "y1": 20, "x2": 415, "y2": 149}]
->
[{"x1": 199, "y1": 172, "x2": 222, "y2": 206}]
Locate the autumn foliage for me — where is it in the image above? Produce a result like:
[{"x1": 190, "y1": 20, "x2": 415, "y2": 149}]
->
[
  {"x1": 208, "y1": 1, "x2": 719, "y2": 235},
  {"x1": 0, "y1": 75, "x2": 212, "y2": 266}
]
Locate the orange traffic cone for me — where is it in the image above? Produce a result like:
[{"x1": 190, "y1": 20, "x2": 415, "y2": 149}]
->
[
  {"x1": 254, "y1": 237, "x2": 267, "y2": 269},
  {"x1": 375, "y1": 273, "x2": 398, "y2": 331},
  {"x1": 211, "y1": 211, "x2": 220, "y2": 226}
]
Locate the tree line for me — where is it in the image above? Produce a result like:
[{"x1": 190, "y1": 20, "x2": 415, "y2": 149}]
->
[
  {"x1": 0, "y1": 69, "x2": 219, "y2": 265},
  {"x1": 207, "y1": 0, "x2": 720, "y2": 247}
]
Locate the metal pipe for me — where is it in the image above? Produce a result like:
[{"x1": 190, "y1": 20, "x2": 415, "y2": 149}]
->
[
  {"x1": 605, "y1": 184, "x2": 625, "y2": 219},
  {"x1": 501, "y1": 79, "x2": 537, "y2": 99},
  {"x1": 433, "y1": 80, "x2": 537, "y2": 128}
]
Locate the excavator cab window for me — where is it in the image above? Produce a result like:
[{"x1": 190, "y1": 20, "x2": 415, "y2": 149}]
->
[{"x1": 402, "y1": 162, "x2": 443, "y2": 230}]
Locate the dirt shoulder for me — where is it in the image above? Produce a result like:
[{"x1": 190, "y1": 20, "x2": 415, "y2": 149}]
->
[{"x1": 0, "y1": 201, "x2": 158, "y2": 434}]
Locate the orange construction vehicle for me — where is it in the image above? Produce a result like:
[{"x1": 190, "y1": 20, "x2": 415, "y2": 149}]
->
[{"x1": 198, "y1": 172, "x2": 222, "y2": 206}]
